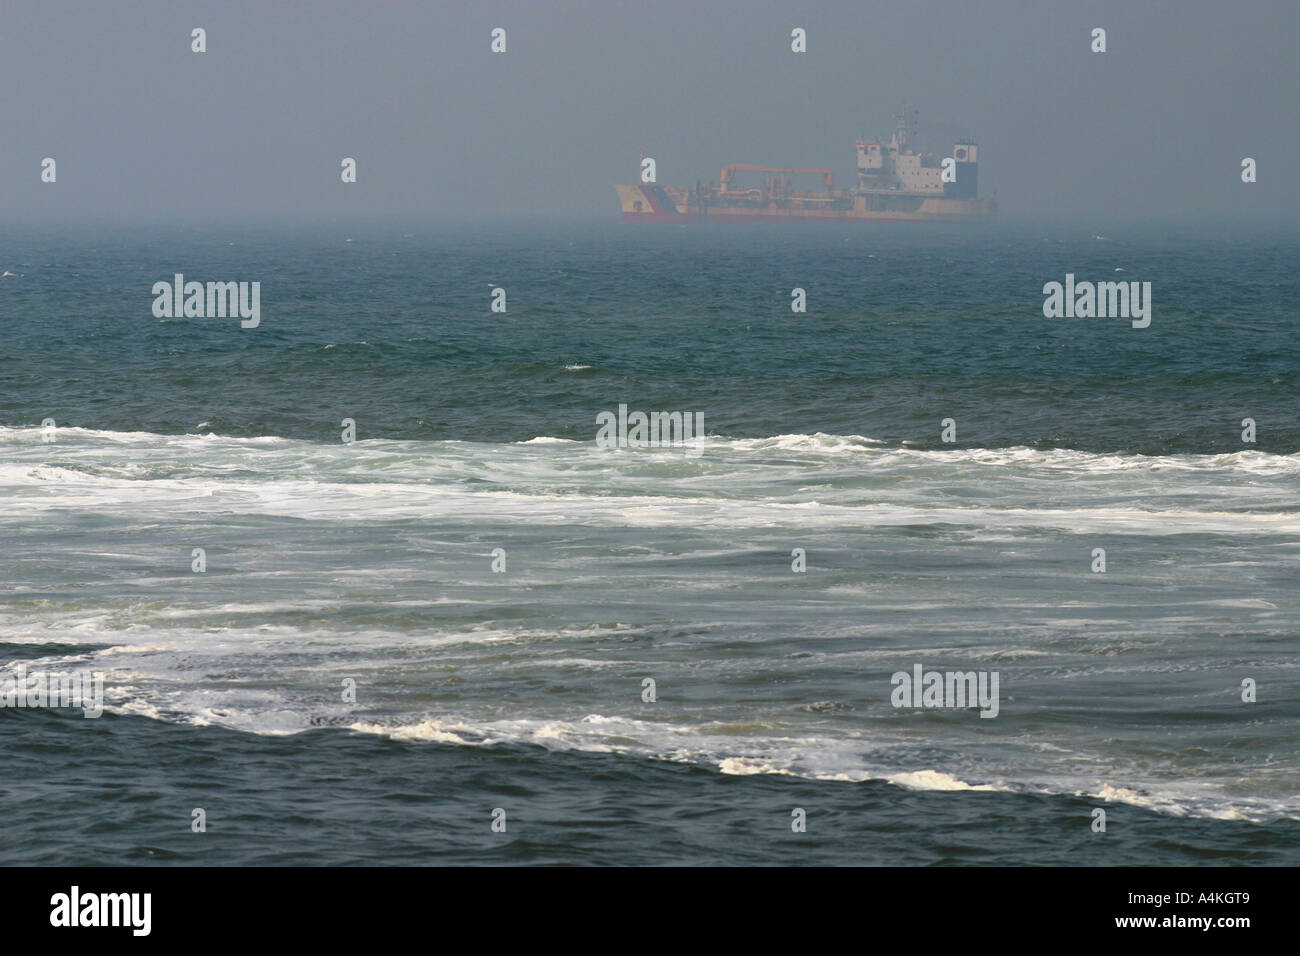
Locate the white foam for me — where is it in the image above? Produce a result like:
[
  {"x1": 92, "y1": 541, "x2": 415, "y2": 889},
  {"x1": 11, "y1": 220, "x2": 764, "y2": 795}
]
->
[{"x1": 887, "y1": 769, "x2": 1006, "y2": 792}]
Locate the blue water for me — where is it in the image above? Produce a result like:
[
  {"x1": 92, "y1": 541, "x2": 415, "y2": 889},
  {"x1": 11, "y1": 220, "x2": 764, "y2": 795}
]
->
[{"x1": 1, "y1": 222, "x2": 1298, "y2": 864}]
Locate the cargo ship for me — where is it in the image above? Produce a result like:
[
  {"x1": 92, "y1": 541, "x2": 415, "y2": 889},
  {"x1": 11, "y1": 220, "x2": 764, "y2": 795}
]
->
[{"x1": 616, "y1": 107, "x2": 995, "y2": 224}]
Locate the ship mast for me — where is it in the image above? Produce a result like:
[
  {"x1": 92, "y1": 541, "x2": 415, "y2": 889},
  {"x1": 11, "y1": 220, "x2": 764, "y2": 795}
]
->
[{"x1": 893, "y1": 103, "x2": 918, "y2": 151}]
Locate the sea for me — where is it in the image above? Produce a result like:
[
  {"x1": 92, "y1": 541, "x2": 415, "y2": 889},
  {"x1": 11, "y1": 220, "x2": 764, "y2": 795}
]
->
[{"x1": 1, "y1": 220, "x2": 1297, "y2": 865}]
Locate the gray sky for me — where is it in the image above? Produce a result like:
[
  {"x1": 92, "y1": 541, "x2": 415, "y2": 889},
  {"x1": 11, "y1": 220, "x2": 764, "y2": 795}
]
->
[{"x1": 3, "y1": 0, "x2": 1296, "y2": 225}]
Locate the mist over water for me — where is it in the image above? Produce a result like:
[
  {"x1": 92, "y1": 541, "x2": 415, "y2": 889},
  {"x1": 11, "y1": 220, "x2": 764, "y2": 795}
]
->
[{"x1": 2, "y1": 1, "x2": 1297, "y2": 226}]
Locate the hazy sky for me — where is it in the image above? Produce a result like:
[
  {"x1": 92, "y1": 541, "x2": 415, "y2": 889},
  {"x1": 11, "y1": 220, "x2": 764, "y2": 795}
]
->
[{"x1": 3, "y1": 1, "x2": 1296, "y2": 225}]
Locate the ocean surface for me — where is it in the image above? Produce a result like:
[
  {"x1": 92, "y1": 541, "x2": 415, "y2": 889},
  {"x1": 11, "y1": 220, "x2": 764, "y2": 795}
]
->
[{"x1": 1, "y1": 221, "x2": 1298, "y2": 865}]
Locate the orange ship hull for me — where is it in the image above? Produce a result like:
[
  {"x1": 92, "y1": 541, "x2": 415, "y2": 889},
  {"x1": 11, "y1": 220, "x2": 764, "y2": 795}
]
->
[{"x1": 615, "y1": 184, "x2": 996, "y2": 223}]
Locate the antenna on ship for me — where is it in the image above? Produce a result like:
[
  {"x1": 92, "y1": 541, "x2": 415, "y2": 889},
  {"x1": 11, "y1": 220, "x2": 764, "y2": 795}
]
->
[{"x1": 895, "y1": 102, "x2": 918, "y2": 151}]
